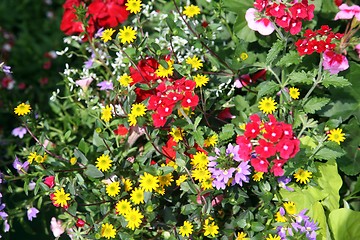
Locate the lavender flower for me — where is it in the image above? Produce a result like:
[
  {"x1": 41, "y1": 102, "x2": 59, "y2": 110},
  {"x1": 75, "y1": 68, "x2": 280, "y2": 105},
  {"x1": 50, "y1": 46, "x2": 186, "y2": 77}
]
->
[
  {"x1": 12, "y1": 157, "x2": 29, "y2": 174},
  {"x1": 2, "y1": 65, "x2": 11, "y2": 74},
  {"x1": 97, "y1": 81, "x2": 114, "y2": 91},
  {"x1": 11, "y1": 126, "x2": 27, "y2": 139},
  {"x1": 27, "y1": 207, "x2": 39, "y2": 221},
  {"x1": 4, "y1": 220, "x2": 9, "y2": 232},
  {"x1": 278, "y1": 176, "x2": 294, "y2": 191},
  {"x1": 84, "y1": 52, "x2": 96, "y2": 69},
  {"x1": 233, "y1": 161, "x2": 251, "y2": 186}
]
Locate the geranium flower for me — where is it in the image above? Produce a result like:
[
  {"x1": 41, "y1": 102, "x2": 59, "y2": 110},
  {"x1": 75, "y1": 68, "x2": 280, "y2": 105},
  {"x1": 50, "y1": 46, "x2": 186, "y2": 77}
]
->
[{"x1": 44, "y1": 176, "x2": 55, "y2": 188}]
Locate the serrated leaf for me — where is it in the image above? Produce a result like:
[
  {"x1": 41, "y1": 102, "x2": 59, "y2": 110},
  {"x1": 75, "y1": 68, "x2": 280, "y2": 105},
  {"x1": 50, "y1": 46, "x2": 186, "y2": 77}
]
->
[
  {"x1": 303, "y1": 97, "x2": 330, "y2": 114},
  {"x1": 84, "y1": 164, "x2": 104, "y2": 178},
  {"x1": 322, "y1": 71, "x2": 351, "y2": 88},
  {"x1": 266, "y1": 40, "x2": 284, "y2": 66},
  {"x1": 300, "y1": 136, "x2": 317, "y2": 149},
  {"x1": 314, "y1": 143, "x2": 346, "y2": 161},
  {"x1": 219, "y1": 124, "x2": 235, "y2": 141},
  {"x1": 288, "y1": 70, "x2": 313, "y2": 85},
  {"x1": 192, "y1": 130, "x2": 204, "y2": 146},
  {"x1": 234, "y1": 95, "x2": 250, "y2": 112},
  {"x1": 257, "y1": 80, "x2": 280, "y2": 98},
  {"x1": 276, "y1": 50, "x2": 302, "y2": 67}
]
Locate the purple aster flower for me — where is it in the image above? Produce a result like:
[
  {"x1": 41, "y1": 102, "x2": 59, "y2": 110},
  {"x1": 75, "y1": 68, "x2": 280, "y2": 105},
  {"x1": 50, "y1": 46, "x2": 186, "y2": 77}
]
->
[
  {"x1": 27, "y1": 207, "x2": 39, "y2": 221},
  {"x1": 12, "y1": 157, "x2": 29, "y2": 174},
  {"x1": 225, "y1": 143, "x2": 242, "y2": 161},
  {"x1": 11, "y1": 126, "x2": 27, "y2": 139},
  {"x1": 233, "y1": 161, "x2": 251, "y2": 186},
  {"x1": 97, "y1": 81, "x2": 114, "y2": 91},
  {"x1": 278, "y1": 176, "x2": 294, "y2": 191},
  {"x1": 295, "y1": 209, "x2": 310, "y2": 223},
  {"x1": 0, "y1": 204, "x2": 8, "y2": 220},
  {"x1": 212, "y1": 179, "x2": 226, "y2": 190}
]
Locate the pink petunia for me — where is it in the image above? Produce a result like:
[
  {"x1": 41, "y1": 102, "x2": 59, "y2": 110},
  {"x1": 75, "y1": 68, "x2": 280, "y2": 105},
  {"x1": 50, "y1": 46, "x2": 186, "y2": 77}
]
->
[
  {"x1": 334, "y1": 4, "x2": 360, "y2": 21},
  {"x1": 322, "y1": 50, "x2": 349, "y2": 74},
  {"x1": 355, "y1": 44, "x2": 360, "y2": 58},
  {"x1": 245, "y1": 8, "x2": 275, "y2": 36}
]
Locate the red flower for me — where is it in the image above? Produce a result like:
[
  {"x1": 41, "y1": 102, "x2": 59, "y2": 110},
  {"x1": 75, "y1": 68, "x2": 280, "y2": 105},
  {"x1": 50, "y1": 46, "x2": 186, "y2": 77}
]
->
[
  {"x1": 288, "y1": 19, "x2": 302, "y2": 35},
  {"x1": 87, "y1": 0, "x2": 129, "y2": 28},
  {"x1": 217, "y1": 108, "x2": 235, "y2": 121},
  {"x1": 263, "y1": 124, "x2": 283, "y2": 143},
  {"x1": 276, "y1": 138, "x2": 300, "y2": 159},
  {"x1": 289, "y1": 3, "x2": 308, "y2": 19},
  {"x1": 76, "y1": 219, "x2": 85, "y2": 228},
  {"x1": 181, "y1": 92, "x2": 199, "y2": 108},
  {"x1": 244, "y1": 121, "x2": 260, "y2": 139},
  {"x1": 162, "y1": 137, "x2": 177, "y2": 161},
  {"x1": 270, "y1": 159, "x2": 287, "y2": 176},
  {"x1": 134, "y1": 88, "x2": 154, "y2": 103},
  {"x1": 266, "y1": 3, "x2": 286, "y2": 18},
  {"x1": 255, "y1": 139, "x2": 276, "y2": 159},
  {"x1": 129, "y1": 58, "x2": 159, "y2": 85},
  {"x1": 152, "y1": 113, "x2": 167, "y2": 128},
  {"x1": 44, "y1": 176, "x2": 55, "y2": 188},
  {"x1": 275, "y1": 14, "x2": 291, "y2": 28},
  {"x1": 60, "y1": 8, "x2": 84, "y2": 36},
  {"x1": 157, "y1": 102, "x2": 174, "y2": 117},
  {"x1": 236, "y1": 136, "x2": 253, "y2": 160},
  {"x1": 113, "y1": 124, "x2": 128, "y2": 136},
  {"x1": 250, "y1": 157, "x2": 269, "y2": 172},
  {"x1": 254, "y1": 0, "x2": 269, "y2": 11}
]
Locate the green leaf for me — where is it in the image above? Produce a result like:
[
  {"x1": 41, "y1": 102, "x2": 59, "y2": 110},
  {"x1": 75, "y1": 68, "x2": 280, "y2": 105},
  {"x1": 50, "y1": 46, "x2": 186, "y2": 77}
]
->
[
  {"x1": 314, "y1": 142, "x2": 346, "y2": 161},
  {"x1": 256, "y1": 81, "x2": 280, "y2": 98},
  {"x1": 192, "y1": 130, "x2": 204, "y2": 147},
  {"x1": 300, "y1": 136, "x2": 317, "y2": 149},
  {"x1": 276, "y1": 50, "x2": 302, "y2": 67},
  {"x1": 266, "y1": 39, "x2": 284, "y2": 66},
  {"x1": 84, "y1": 164, "x2": 104, "y2": 178},
  {"x1": 303, "y1": 97, "x2": 330, "y2": 114},
  {"x1": 288, "y1": 70, "x2": 313, "y2": 85},
  {"x1": 233, "y1": 17, "x2": 257, "y2": 43},
  {"x1": 250, "y1": 222, "x2": 265, "y2": 232},
  {"x1": 222, "y1": 0, "x2": 253, "y2": 13},
  {"x1": 234, "y1": 95, "x2": 250, "y2": 112},
  {"x1": 219, "y1": 124, "x2": 234, "y2": 141},
  {"x1": 322, "y1": 71, "x2": 351, "y2": 88},
  {"x1": 329, "y1": 208, "x2": 360, "y2": 240},
  {"x1": 315, "y1": 159, "x2": 342, "y2": 211},
  {"x1": 74, "y1": 148, "x2": 88, "y2": 165}
]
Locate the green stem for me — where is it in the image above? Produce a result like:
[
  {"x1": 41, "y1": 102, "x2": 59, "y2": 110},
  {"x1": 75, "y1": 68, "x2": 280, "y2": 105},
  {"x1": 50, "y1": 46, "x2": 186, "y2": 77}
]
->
[{"x1": 303, "y1": 55, "x2": 324, "y2": 101}]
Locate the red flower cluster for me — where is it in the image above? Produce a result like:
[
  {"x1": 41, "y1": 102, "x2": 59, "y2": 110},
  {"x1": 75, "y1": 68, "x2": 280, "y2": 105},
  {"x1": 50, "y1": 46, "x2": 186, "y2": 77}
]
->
[
  {"x1": 236, "y1": 114, "x2": 300, "y2": 176},
  {"x1": 60, "y1": 0, "x2": 129, "y2": 39},
  {"x1": 295, "y1": 25, "x2": 343, "y2": 56},
  {"x1": 255, "y1": 0, "x2": 315, "y2": 35}
]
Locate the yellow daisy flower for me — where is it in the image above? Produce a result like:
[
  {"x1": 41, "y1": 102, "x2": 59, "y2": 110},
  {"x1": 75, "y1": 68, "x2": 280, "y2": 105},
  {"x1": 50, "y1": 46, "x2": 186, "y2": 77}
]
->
[
  {"x1": 101, "y1": 223, "x2": 116, "y2": 239},
  {"x1": 125, "y1": 0, "x2": 142, "y2": 14},
  {"x1": 192, "y1": 168, "x2": 211, "y2": 182},
  {"x1": 328, "y1": 128, "x2": 345, "y2": 145},
  {"x1": 169, "y1": 127, "x2": 183, "y2": 142},
  {"x1": 101, "y1": 28, "x2": 115, "y2": 43},
  {"x1": 155, "y1": 60, "x2": 174, "y2": 78},
  {"x1": 283, "y1": 201, "x2": 296, "y2": 215},
  {"x1": 176, "y1": 175, "x2": 188, "y2": 186},
  {"x1": 289, "y1": 87, "x2": 300, "y2": 99},
  {"x1": 128, "y1": 112, "x2": 137, "y2": 126},
  {"x1": 266, "y1": 234, "x2": 281, "y2": 240},
  {"x1": 96, "y1": 154, "x2": 113, "y2": 172},
  {"x1": 27, "y1": 152, "x2": 37, "y2": 164},
  {"x1": 158, "y1": 173, "x2": 174, "y2": 187},
  {"x1": 119, "y1": 26, "x2": 137, "y2": 44},
  {"x1": 236, "y1": 232, "x2": 248, "y2": 240},
  {"x1": 294, "y1": 169, "x2": 312, "y2": 184},
  {"x1": 183, "y1": 5, "x2": 200, "y2": 18},
  {"x1": 118, "y1": 73, "x2": 133, "y2": 87},
  {"x1": 130, "y1": 187, "x2": 144, "y2": 205},
  {"x1": 200, "y1": 177, "x2": 214, "y2": 190},
  {"x1": 203, "y1": 220, "x2": 219, "y2": 237},
  {"x1": 131, "y1": 103, "x2": 147, "y2": 117},
  {"x1": 53, "y1": 188, "x2": 71, "y2": 207},
  {"x1": 252, "y1": 172, "x2": 264, "y2": 182},
  {"x1": 14, "y1": 103, "x2": 31, "y2": 116},
  {"x1": 275, "y1": 211, "x2": 287, "y2": 222},
  {"x1": 35, "y1": 153, "x2": 47, "y2": 164},
  {"x1": 258, "y1": 97, "x2": 277, "y2": 114},
  {"x1": 204, "y1": 134, "x2": 218, "y2": 147},
  {"x1": 139, "y1": 172, "x2": 159, "y2": 192},
  {"x1": 240, "y1": 52, "x2": 248, "y2": 61},
  {"x1": 191, "y1": 152, "x2": 209, "y2": 169},
  {"x1": 125, "y1": 208, "x2": 144, "y2": 230},
  {"x1": 106, "y1": 181, "x2": 120, "y2": 197},
  {"x1": 186, "y1": 55, "x2": 203, "y2": 70},
  {"x1": 70, "y1": 157, "x2": 77, "y2": 165},
  {"x1": 115, "y1": 199, "x2": 132, "y2": 216},
  {"x1": 101, "y1": 105, "x2": 113, "y2": 122},
  {"x1": 194, "y1": 74, "x2": 209, "y2": 88},
  {"x1": 179, "y1": 221, "x2": 193, "y2": 237},
  {"x1": 122, "y1": 178, "x2": 133, "y2": 192}
]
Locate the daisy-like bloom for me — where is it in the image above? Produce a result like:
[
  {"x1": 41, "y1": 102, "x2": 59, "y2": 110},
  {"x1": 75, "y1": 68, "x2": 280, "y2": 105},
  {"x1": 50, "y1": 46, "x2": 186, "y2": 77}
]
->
[
  {"x1": 70, "y1": 157, "x2": 77, "y2": 165},
  {"x1": 183, "y1": 4, "x2": 201, "y2": 18},
  {"x1": 179, "y1": 221, "x2": 193, "y2": 237},
  {"x1": 186, "y1": 55, "x2": 203, "y2": 70},
  {"x1": 203, "y1": 219, "x2": 219, "y2": 237},
  {"x1": 252, "y1": 171, "x2": 264, "y2": 182},
  {"x1": 266, "y1": 234, "x2": 281, "y2": 240},
  {"x1": 52, "y1": 188, "x2": 71, "y2": 207},
  {"x1": 327, "y1": 128, "x2": 345, "y2": 145},
  {"x1": 101, "y1": 223, "x2": 116, "y2": 239},
  {"x1": 119, "y1": 26, "x2": 137, "y2": 44},
  {"x1": 194, "y1": 74, "x2": 209, "y2": 88},
  {"x1": 14, "y1": 103, "x2": 31, "y2": 116},
  {"x1": 176, "y1": 175, "x2": 187, "y2": 186},
  {"x1": 122, "y1": 178, "x2": 133, "y2": 192},
  {"x1": 125, "y1": 0, "x2": 142, "y2": 14},
  {"x1": 201, "y1": 177, "x2": 214, "y2": 190},
  {"x1": 192, "y1": 168, "x2": 211, "y2": 182},
  {"x1": 258, "y1": 97, "x2": 277, "y2": 114},
  {"x1": 191, "y1": 152, "x2": 209, "y2": 169},
  {"x1": 294, "y1": 169, "x2": 312, "y2": 184},
  {"x1": 130, "y1": 187, "x2": 144, "y2": 204},
  {"x1": 169, "y1": 128, "x2": 183, "y2": 142},
  {"x1": 158, "y1": 173, "x2": 174, "y2": 187},
  {"x1": 240, "y1": 52, "x2": 248, "y2": 61},
  {"x1": 101, "y1": 105, "x2": 113, "y2": 122},
  {"x1": 96, "y1": 154, "x2": 113, "y2": 172},
  {"x1": 128, "y1": 112, "x2": 137, "y2": 126},
  {"x1": 118, "y1": 73, "x2": 133, "y2": 86},
  {"x1": 139, "y1": 172, "x2": 159, "y2": 192},
  {"x1": 155, "y1": 186, "x2": 165, "y2": 195},
  {"x1": 289, "y1": 87, "x2": 300, "y2": 99},
  {"x1": 101, "y1": 28, "x2": 115, "y2": 43},
  {"x1": 106, "y1": 181, "x2": 120, "y2": 197},
  {"x1": 236, "y1": 232, "x2": 248, "y2": 240},
  {"x1": 131, "y1": 103, "x2": 147, "y2": 117},
  {"x1": 35, "y1": 153, "x2": 47, "y2": 164},
  {"x1": 204, "y1": 134, "x2": 218, "y2": 147},
  {"x1": 284, "y1": 201, "x2": 296, "y2": 215},
  {"x1": 115, "y1": 199, "x2": 132, "y2": 215},
  {"x1": 28, "y1": 152, "x2": 37, "y2": 164},
  {"x1": 155, "y1": 60, "x2": 174, "y2": 78},
  {"x1": 125, "y1": 208, "x2": 144, "y2": 230}
]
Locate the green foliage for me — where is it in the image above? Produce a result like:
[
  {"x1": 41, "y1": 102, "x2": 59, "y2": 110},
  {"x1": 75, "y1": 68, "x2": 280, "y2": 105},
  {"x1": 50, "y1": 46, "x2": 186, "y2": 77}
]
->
[
  {"x1": 303, "y1": 97, "x2": 330, "y2": 114},
  {"x1": 329, "y1": 208, "x2": 360, "y2": 240}
]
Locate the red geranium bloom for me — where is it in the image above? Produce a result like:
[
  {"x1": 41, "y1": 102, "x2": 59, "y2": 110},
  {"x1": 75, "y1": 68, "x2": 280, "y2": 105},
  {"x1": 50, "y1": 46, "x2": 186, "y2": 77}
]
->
[
  {"x1": 266, "y1": 3, "x2": 286, "y2": 18},
  {"x1": 263, "y1": 124, "x2": 283, "y2": 143},
  {"x1": 152, "y1": 113, "x2": 167, "y2": 128},
  {"x1": 134, "y1": 88, "x2": 154, "y2": 103},
  {"x1": 270, "y1": 159, "x2": 287, "y2": 176},
  {"x1": 162, "y1": 137, "x2": 177, "y2": 161},
  {"x1": 276, "y1": 138, "x2": 300, "y2": 160},
  {"x1": 113, "y1": 124, "x2": 128, "y2": 136},
  {"x1": 157, "y1": 102, "x2": 175, "y2": 117},
  {"x1": 60, "y1": 8, "x2": 84, "y2": 36},
  {"x1": 130, "y1": 58, "x2": 159, "y2": 85},
  {"x1": 87, "y1": 0, "x2": 129, "y2": 28},
  {"x1": 244, "y1": 121, "x2": 260, "y2": 139},
  {"x1": 236, "y1": 136, "x2": 253, "y2": 160},
  {"x1": 181, "y1": 92, "x2": 199, "y2": 108},
  {"x1": 255, "y1": 139, "x2": 276, "y2": 159},
  {"x1": 250, "y1": 157, "x2": 269, "y2": 172}
]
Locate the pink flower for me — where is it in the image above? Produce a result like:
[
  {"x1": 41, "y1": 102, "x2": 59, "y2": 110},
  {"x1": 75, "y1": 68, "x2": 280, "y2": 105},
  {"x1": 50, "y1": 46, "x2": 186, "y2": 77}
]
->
[
  {"x1": 50, "y1": 217, "x2": 65, "y2": 238},
  {"x1": 322, "y1": 50, "x2": 349, "y2": 74},
  {"x1": 245, "y1": 8, "x2": 275, "y2": 36},
  {"x1": 355, "y1": 44, "x2": 360, "y2": 58},
  {"x1": 75, "y1": 77, "x2": 93, "y2": 91},
  {"x1": 334, "y1": 4, "x2": 360, "y2": 21},
  {"x1": 44, "y1": 176, "x2": 55, "y2": 188}
]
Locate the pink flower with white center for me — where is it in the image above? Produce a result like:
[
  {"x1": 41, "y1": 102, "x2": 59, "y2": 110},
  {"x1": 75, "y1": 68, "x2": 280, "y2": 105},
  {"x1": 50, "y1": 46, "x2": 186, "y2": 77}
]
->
[
  {"x1": 245, "y1": 8, "x2": 275, "y2": 36},
  {"x1": 334, "y1": 4, "x2": 360, "y2": 21},
  {"x1": 322, "y1": 50, "x2": 349, "y2": 74},
  {"x1": 355, "y1": 44, "x2": 360, "y2": 58}
]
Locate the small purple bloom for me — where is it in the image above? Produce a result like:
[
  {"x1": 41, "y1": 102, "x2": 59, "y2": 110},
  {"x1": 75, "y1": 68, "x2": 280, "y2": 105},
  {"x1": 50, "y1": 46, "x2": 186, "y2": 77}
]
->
[
  {"x1": 4, "y1": 220, "x2": 9, "y2": 232},
  {"x1": 84, "y1": 52, "x2": 96, "y2": 69},
  {"x1": 0, "y1": 203, "x2": 7, "y2": 220},
  {"x1": 278, "y1": 176, "x2": 294, "y2": 191},
  {"x1": 233, "y1": 161, "x2": 251, "y2": 186},
  {"x1": 12, "y1": 157, "x2": 29, "y2": 174},
  {"x1": 97, "y1": 81, "x2": 114, "y2": 91},
  {"x1": 11, "y1": 126, "x2": 27, "y2": 139},
  {"x1": 27, "y1": 207, "x2": 39, "y2": 221},
  {"x1": 94, "y1": 27, "x2": 104, "y2": 38},
  {"x1": 2, "y1": 65, "x2": 11, "y2": 74}
]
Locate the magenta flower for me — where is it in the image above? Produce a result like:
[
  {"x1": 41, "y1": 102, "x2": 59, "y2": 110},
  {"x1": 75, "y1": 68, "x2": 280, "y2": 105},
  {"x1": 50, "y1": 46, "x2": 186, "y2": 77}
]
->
[
  {"x1": 355, "y1": 44, "x2": 360, "y2": 58},
  {"x1": 334, "y1": 4, "x2": 360, "y2": 21},
  {"x1": 322, "y1": 50, "x2": 349, "y2": 74},
  {"x1": 11, "y1": 126, "x2": 27, "y2": 139},
  {"x1": 245, "y1": 8, "x2": 275, "y2": 35},
  {"x1": 27, "y1": 207, "x2": 39, "y2": 221},
  {"x1": 97, "y1": 81, "x2": 114, "y2": 91}
]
